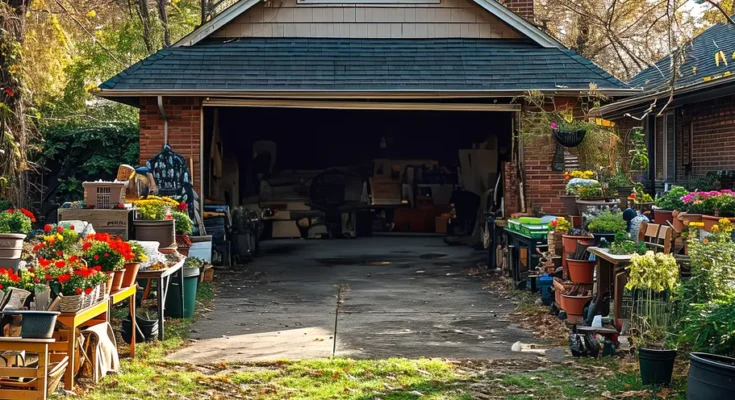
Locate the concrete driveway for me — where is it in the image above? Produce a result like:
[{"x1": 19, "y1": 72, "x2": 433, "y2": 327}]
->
[{"x1": 169, "y1": 236, "x2": 535, "y2": 362}]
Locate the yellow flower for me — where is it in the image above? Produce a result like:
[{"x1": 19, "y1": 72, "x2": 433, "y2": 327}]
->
[
  {"x1": 56, "y1": 234, "x2": 63, "y2": 241},
  {"x1": 712, "y1": 225, "x2": 719, "y2": 231}
]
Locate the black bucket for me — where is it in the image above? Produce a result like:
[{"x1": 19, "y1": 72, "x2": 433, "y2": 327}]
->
[
  {"x1": 121, "y1": 316, "x2": 159, "y2": 344},
  {"x1": 688, "y1": 352, "x2": 735, "y2": 399},
  {"x1": 639, "y1": 348, "x2": 677, "y2": 385}
]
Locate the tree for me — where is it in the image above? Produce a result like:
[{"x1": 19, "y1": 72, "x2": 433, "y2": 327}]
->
[
  {"x1": 158, "y1": 0, "x2": 170, "y2": 46},
  {"x1": 0, "y1": 0, "x2": 35, "y2": 207}
]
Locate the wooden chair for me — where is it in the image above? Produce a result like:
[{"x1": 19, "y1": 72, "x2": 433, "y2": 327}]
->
[{"x1": 637, "y1": 222, "x2": 673, "y2": 254}]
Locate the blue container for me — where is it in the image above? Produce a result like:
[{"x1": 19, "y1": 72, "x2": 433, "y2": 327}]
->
[{"x1": 537, "y1": 276, "x2": 554, "y2": 306}]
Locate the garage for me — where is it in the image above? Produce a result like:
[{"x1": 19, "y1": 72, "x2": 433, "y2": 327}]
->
[{"x1": 202, "y1": 101, "x2": 515, "y2": 245}]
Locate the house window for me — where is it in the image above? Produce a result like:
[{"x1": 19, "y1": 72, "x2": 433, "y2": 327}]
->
[{"x1": 654, "y1": 113, "x2": 676, "y2": 182}]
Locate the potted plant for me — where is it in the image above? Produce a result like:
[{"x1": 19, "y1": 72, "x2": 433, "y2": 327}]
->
[
  {"x1": 83, "y1": 239, "x2": 125, "y2": 294},
  {"x1": 122, "y1": 241, "x2": 147, "y2": 288},
  {"x1": 607, "y1": 172, "x2": 634, "y2": 209},
  {"x1": 0, "y1": 208, "x2": 35, "y2": 271},
  {"x1": 547, "y1": 217, "x2": 570, "y2": 256},
  {"x1": 562, "y1": 170, "x2": 595, "y2": 216},
  {"x1": 626, "y1": 251, "x2": 680, "y2": 386},
  {"x1": 173, "y1": 209, "x2": 193, "y2": 256},
  {"x1": 576, "y1": 182, "x2": 617, "y2": 215},
  {"x1": 608, "y1": 232, "x2": 647, "y2": 256},
  {"x1": 586, "y1": 209, "x2": 627, "y2": 245},
  {"x1": 654, "y1": 186, "x2": 688, "y2": 225},
  {"x1": 133, "y1": 196, "x2": 178, "y2": 250},
  {"x1": 551, "y1": 121, "x2": 588, "y2": 147},
  {"x1": 678, "y1": 222, "x2": 735, "y2": 398},
  {"x1": 702, "y1": 191, "x2": 735, "y2": 232}
]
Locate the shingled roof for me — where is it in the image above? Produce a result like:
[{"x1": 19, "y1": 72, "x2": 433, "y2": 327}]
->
[
  {"x1": 99, "y1": 38, "x2": 628, "y2": 95},
  {"x1": 628, "y1": 21, "x2": 735, "y2": 91}
]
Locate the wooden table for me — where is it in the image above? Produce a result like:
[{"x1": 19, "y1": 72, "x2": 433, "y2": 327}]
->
[
  {"x1": 588, "y1": 247, "x2": 632, "y2": 324},
  {"x1": 137, "y1": 260, "x2": 185, "y2": 342},
  {"x1": 109, "y1": 285, "x2": 137, "y2": 358},
  {"x1": 0, "y1": 337, "x2": 58, "y2": 400},
  {"x1": 56, "y1": 300, "x2": 109, "y2": 390},
  {"x1": 504, "y1": 229, "x2": 548, "y2": 288}
]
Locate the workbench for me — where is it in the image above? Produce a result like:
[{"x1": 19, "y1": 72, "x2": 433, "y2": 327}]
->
[
  {"x1": 0, "y1": 337, "x2": 59, "y2": 400},
  {"x1": 56, "y1": 300, "x2": 109, "y2": 390},
  {"x1": 587, "y1": 247, "x2": 632, "y2": 326},
  {"x1": 137, "y1": 259, "x2": 185, "y2": 341},
  {"x1": 504, "y1": 229, "x2": 547, "y2": 288}
]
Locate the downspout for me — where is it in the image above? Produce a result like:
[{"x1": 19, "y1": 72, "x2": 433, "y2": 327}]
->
[{"x1": 158, "y1": 96, "x2": 168, "y2": 144}]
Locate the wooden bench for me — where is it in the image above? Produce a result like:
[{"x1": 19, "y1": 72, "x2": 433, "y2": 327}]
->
[{"x1": 637, "y1": 222, "x2": 673, "y2": 254}]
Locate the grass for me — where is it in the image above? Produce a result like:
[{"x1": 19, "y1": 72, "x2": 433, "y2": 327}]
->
[{"x1": 80, "y1": 276, "x2": 688, "y2": 399}]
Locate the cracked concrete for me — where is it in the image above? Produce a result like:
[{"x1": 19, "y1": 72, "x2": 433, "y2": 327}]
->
[{"x1": 168, "y1": 236, "x2": 537, "y2": 362}]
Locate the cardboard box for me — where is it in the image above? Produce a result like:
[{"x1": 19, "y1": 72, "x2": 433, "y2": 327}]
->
[{"x1": 58, "y1": 209, "x2": 132, "y2": 240}]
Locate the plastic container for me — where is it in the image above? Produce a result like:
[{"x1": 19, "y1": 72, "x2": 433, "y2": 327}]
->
[
  {"x1": 639, "y1": 348, "x2": 677, "y2": 386},
  {"x1": 9, "y1": 310, "x2": 61, "y2": 339},
  {"x1": 83, "y1": 181, "x2": 127, "y2": 209},
  {"x1": 687, "y1": 353, "x2": 735, "y2": 399},
  {"x1": 165, "y1": 267, "x2": 200, "y2": 318},
  {"x1": 537, "y1": 276, "x2": 554, "y2": 306}
]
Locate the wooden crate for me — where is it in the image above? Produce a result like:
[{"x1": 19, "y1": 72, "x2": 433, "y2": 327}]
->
[
  {"x1": 57, "y1": 209, "x2": 132, "y2": 240},
  {"x1": 200, "y1": 264, "x2": 214, "y2": 283}
]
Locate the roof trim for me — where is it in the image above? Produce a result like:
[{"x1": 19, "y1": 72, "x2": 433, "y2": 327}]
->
[
  {"x1": 95, "y1": 87, "x2": 641, "y2": 100},
  {"x1": 597, "y1": 74, "x2": 735, "y2": 116},
  {"x1": 173, "y1": 0, "x2": 564, "y2": 49}
]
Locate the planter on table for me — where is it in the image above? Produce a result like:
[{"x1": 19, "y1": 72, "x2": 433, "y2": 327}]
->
[
  {"x1": 60, "y1": 293, "x2": 87, "y2": 313},
  {"x1": 0, "y1": 233, "x2": 25, "y2": 272},
  {"x1": 122, "y1": 263, "x2": 141, "y2": 288},
  {"x1": 702, "y1": 215, "x2": 735, "y2": 232},
  {"x1": 639, "y1": 348, "x2": 677, "y2": 386},
  {"x1": 687, "y1": 352, "x2": 735, "y2": 400},
  {"x1": 111, "y1": 268, "x2": 126, "y2": 292},
  {"x1": 6, "y1": 310, "x2": 60, "y2": 339},
  {"x1": 566, "y1": 259, "x2": 595, "y2": 283},
  {"x1": 560, "y1": 195, "x2": 579, "y2": 218},
  {"x1": 653, "y1": 210, "x2": 674, "y2": 225},
  {"x1": 102, "y1": 272, "x2": 115, "y2": 295},
  {"x1": 134, "y1": 219, "x2": 176, "y2": 250},
  {"x1": 576, "y1": 199, "x2": 618, "y2": 216}
]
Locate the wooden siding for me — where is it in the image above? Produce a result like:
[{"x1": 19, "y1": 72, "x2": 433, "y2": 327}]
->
[{"x1": 210, "y1": 0, "x2": 522, "y2": 39}]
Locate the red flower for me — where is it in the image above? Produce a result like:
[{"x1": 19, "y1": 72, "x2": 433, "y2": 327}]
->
[
  {"x1": 84, "y1": 287, "x2": 93, "y2": 295},
  {"x1": 55, "y1": 261, "x2": 66, "y2": 268},
  {"x1": 0, "y1": 284, "x2": 3, "y2": 290},
  {"x1": 0, "y1": 268, "x2": 5, "y2": 274},
  {"x1": 104, "y1": 253, "x2": 109, "y2": 257},
  {"x1": 45, "y1": 274, "x2": 52, "y2": 281},
  {"x1": 93, "y1": 265, "x2": 101, "y2": 271},
  {"x1": 75, "y1": 288, "x2": 82, "y2": 295},
  {"x1": 27, "y1": 267, "x2": 34, "y2": 272},
  {"x1": 58, "y1": 274, "x2": 71, "y2": 284},
  {"x1": 4, "y1": 88, "x2": 14, "y2": 97},
  {"x1": 57, "y1": 226, "x2": 64, "y2": 233},
  {"x1": 178, "y1": 201, "x2": 188, "y2": 211},
  {"x1": 34, "y1": 278, "x2": 40, "y2": 283},
  {"x1": 44, "y1": 224, "x2": 52, "y2": 233},
  {"x1": 94, "y1": 254, "x2": 99, "y2": 260},
  {"x1": 70, "y1": 225, "x2": 75, "y2": 230},
  {"x1": 6, "y1": 209, "x2": 13, "y2": 214},
  {"x1": 39, "y1": 258, "x2": 51, "y2": 267},
  {"x1": 56, "y1": 250, "x2": 64, "y2": 257},
  {"x1": 83, "y1": 242, "x2": 92, "y2": 251}
]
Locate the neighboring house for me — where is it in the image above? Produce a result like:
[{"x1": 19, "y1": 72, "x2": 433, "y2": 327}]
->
[
  {"x1": 97, "y1": 0, "x2": 635, "y2": 216},
  {"x1": 599, "y1": 21, "x2": 735, "y2": 191}
]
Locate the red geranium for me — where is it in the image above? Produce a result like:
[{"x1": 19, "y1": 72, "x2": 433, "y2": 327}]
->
[
  {"x1": 84, "y1": 287, "x2": 93, "y2": 295},
  {"x1": 55, "y1": 260, "x2": 66, "y2": 268},
  {"x1": 44, "y1": 224, "x2": 52, "y2": 233}
]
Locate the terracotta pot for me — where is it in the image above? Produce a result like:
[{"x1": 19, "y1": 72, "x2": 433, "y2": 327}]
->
[
  {"x1": 681, "y1": 213, "x2": 703, "y2": 228},
  {"x1": 560, "y1": 195, "x2": 579, "y2": 217},
  {"x1": 0, "y1": 233, "x2": 25, "y2": 259},
  {"x1": 672, "y1": 210, "x2": 685, "y2": 232},
  {"x1": 111, "y1": 268, "x2": 126, "y2": 293},
  {"x1": 134, "y1": 219, "x2": 176, "y2": 250},
  {"x1": 561, "y1": 294, "x2": 592, "y2": 316},
  {"x1": 122, "y1": 263, "x2": 141, "y2": 288},
  {"x1": 562, "y1": 234, "x2": 594, "y2": 254},
  {"x1": 653, "y1": 210, "x2": 674, "y2": 225},
  {"x1": 567, "y1": 259, "x2": 596, "y2": 283},
  {"x1": 701, "y1": 215, "x2": 735, "y2": 232},
  {"x1": 553, "y1": 278, "x2": 566, "y2": 309},
  {"x1": 103, "y1": 272, "x2": 114, "y2": 295}
]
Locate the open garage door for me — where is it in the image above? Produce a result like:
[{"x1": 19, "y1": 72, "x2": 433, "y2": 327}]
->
[{"x1": 201, "y1": 100, "x2": 517, "y2": 244}]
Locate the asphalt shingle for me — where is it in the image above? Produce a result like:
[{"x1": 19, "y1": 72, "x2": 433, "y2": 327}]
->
[{"x1": 100, "y1": 38, "x2": 627, "y2": 92}]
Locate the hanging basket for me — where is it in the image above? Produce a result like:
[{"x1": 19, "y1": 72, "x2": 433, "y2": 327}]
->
[{"x1": 553, "y1": 129, "x2": 587, "y2": 148}]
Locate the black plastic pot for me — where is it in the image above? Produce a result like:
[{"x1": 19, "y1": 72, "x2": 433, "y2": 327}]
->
[
  {"x1": 592, "y1": 232, "x2": 616, "y2": 246},
  {"x1": 687, "y1": 352, "x2": 735, "y2": 399},
  {"x1": 553, "y1": 128, "x2": 587, "y2": 148},
  {"x1": 639, "y1": 348, "x2": 677, "y2": 386},
  {"x1": 121, "y1": 315, "x2": 159, "y2": 344}
]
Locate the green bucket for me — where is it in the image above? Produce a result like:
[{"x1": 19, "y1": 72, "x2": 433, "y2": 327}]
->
[
  {"x1": 165, "y1": 268, "x2": 200, "y2": 318},
  {"x1": 639, "y1": 348, "x2": 677, "y2": 386}
]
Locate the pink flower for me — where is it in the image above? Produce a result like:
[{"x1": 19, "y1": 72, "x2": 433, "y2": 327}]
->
[{"x1": 551, "y1": 122, "x2": 558, "y2": 130}]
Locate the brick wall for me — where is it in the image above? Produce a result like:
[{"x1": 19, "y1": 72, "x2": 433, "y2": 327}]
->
[
  {"x1": 139, "y1": 97, "x2": 202, "y2": 195},
  {"x1": 498, "y1": 0, "x2": 535, "y2": 20},
  {"x1": 679, "y1": 95, "x2": 735, "y2": 179},
  {"x1": 522, "y1": 137, "x2": 566, "y2": 215}
]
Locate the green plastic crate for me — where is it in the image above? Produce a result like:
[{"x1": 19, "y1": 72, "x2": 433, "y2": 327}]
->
[{"x1": 508, "y1": 219, "x2": 548, "y2": 238}]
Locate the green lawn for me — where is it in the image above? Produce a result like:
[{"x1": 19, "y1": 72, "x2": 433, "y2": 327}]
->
[{"x1": 79, "y1": 280, "x2": 687, "y2": 399}]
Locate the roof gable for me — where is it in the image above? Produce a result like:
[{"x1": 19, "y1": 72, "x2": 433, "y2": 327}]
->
[
  {"x1": 175, "y1": 0, "x2": 563, "y2": 48},
  {"x1": 629, "y1": 22, "x2": 735, "y2": 91}
]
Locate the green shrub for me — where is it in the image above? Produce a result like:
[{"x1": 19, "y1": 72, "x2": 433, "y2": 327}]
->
[
  {"x1": 172, "y1": 211, "x2": 193, "y2": 235},
  {"x1": 0, "y1": 210, "x2": 33, "y2": 234},
  {"x1": 587, "y1": 210, "x2": 627, "y2": 233},
  {"x1": 655, "y1": 186, "x2": 689, "y2": 211}
]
